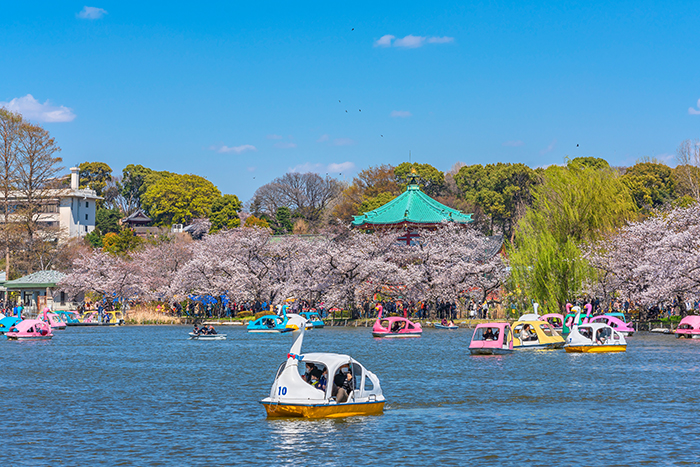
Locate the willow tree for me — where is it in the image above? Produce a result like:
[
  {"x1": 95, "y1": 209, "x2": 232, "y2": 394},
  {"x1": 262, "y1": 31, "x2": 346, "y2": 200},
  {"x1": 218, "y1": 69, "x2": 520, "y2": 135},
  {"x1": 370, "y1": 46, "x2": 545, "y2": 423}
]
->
[{"x1": 508, "y1": 161, "x2": 635, "y2": 312}]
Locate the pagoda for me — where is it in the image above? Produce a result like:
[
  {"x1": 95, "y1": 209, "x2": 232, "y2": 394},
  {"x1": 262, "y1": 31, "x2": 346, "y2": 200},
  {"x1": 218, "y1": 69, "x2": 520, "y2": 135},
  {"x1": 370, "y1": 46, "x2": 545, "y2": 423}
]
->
[{"x1": 351, "y1": 173, "x2": 473, "y2": 244}]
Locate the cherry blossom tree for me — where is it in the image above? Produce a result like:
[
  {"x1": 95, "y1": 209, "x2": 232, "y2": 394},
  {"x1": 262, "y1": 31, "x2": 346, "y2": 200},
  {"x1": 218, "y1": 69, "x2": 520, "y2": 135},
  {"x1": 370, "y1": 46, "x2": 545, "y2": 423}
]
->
[{"x1": 587, "y1": 204, "x2": 700, "y2": 310}]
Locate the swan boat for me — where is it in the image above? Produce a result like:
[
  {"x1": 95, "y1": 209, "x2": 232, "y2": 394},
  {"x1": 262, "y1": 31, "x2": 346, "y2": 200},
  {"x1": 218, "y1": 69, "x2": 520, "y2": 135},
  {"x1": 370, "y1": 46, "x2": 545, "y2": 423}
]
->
[
  {"x1": 5, "y1": 319, "x2": 53, "y2": 341},
  {"x1": 371, "y1": 305, "x2": 422, "y2": 338},
  {"x1": 247, "y1": 309, "x2": 309, "y2": 333},
  {"x1": 675, "y1": 316, "x2": 700, "y2": 339},
  {"x1": 469, "y1": 322, "x2": 514, "y2": 355},
  {"x1": 539, "y1": 313, "x2": 565, "y2": 334},
  {"x1": 40, "y1": 309, "x2": 67, "y2": 330},
  {"x1": 512, "y1": 320, "x2": 565, "y2": 349},
  {"x1": 0, "y1": 316, "x2": 22, "y2": 334},
  {"x1": 261, "y1": 315, "x2": 385, "y2": 418},
  {"x1": 565, "y1": 308, "x2": 627, "y2": 352},
  {"x1": 299, "y1": 311, "x2": 325, "y2": 328}
]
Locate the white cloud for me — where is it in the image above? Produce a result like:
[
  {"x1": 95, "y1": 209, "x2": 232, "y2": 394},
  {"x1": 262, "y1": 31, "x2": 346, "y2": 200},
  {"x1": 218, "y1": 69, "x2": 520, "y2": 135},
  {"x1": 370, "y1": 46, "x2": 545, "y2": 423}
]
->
[
  {"x1": 328, "y1": 162, "x2": 355, "y2": 172},
  {"x1": 394, "y1": 35, "x2": 426, "y2": 48},
  {"x1": 316, "y1": 134, "x2": 330, "y2": 142},
  {"x1": 77, "y1": 6, "x2": 108, "y2": 19},
  {"x1": 333, "y1": 138, "x2": 355, "y2": 146},
  {"x1": 375, "y1": 34, "x2": 454, "y2": 48},
  {"x1": 427, "y1": 36, "x2": 454, "y2": 44},
  {"x1": 503, "y1": 140, "x2": 524, "y2": 147},
  {"x1": 266, "y1": 134, "x2": 283, "y2": 140},
  {"x1": 247, "y1": 167, "x2": 256, "y2": 172},
  {"x1": 210, "y1": 144, "x2": 256, "y2": 154},
  {"x1": 689, "y1": 98, "x2": 700, "y2": 115},
  {"x1": 540, "y1": 139, "x2": 557, "y2": 155},
  {"x1": 0, "y1": 94, "x2": 76, "y2": 122},
  {"x1": 274, "y1": 142, "x2": 297, "y2": 149},
  {"x1": 374, "y1": 34, "x2": 395, "y2": 47},
  {"x1": 289, "y1": 161, "x2": 355, "y2": 174},
  {"x1": 391, "y1": 110, "x2": 412, "y2": 118}
]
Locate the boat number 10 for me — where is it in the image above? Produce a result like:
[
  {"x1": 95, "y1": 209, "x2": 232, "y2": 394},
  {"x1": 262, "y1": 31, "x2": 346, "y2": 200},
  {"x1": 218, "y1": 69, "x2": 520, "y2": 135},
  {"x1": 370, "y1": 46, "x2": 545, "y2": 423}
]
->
[{"x1": 278, "y1": 387, "x2": 288, "y2": 395}]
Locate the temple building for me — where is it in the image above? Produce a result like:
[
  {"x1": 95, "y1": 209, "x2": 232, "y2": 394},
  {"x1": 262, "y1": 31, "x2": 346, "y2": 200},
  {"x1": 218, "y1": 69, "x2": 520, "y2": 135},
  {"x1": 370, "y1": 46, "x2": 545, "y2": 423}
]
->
[{"x1": 351, "y1": 175, "x2": 473, "y2": 244}]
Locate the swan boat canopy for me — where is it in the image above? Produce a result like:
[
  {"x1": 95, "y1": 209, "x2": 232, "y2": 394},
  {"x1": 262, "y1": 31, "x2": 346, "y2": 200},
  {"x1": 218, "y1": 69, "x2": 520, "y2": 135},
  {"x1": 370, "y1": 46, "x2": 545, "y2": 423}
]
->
[
  {"x1": 675, "y1": 316, "x2": 700, "y2": 339},
  {"x1": 539, "y1": 313, "x2": 564, "y2": 333},
  {"x1": 469, "y1": 322, "x2": 514, "y2": 355},
  {"x1": 564, "y1": 307, "x2": 627, "y2": 352},
  {"x1": 589, "y1": 315, "x2": 635, "y2": 336},
  {"x1": 261, "y1": 315, "x2": 385, "y2": 418},
  {"x1": 512, "y1": 320, "x2": 565, "y2": 350}
]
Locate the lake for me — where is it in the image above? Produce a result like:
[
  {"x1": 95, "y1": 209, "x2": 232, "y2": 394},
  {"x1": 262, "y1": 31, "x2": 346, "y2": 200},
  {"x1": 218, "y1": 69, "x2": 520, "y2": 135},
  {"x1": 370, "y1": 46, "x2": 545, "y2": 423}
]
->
[{"x1": 1, "y1": 325, "x2": 698, "y2": 466}]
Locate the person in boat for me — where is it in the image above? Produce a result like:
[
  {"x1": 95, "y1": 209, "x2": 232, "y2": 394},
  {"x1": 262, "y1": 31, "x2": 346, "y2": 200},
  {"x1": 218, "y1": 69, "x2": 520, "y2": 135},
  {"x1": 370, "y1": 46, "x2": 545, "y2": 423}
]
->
[
  {"x1": 441, "y1": 318, "x2": 448, "y2": 326},
  {"x1": 304, "y1": 363, "x2": 316, "y2": 384},
  {"x1": 448, "y1": 320, "x2": 456, "y2": 327},
  {"x1": 317, "y1": 368, "x2": 328, "y2": 392},
  {"x1": 391, "y1": 320, "x2": 405, "y2": 333},
  {"x1": 334, "y1": 368, "x2": 354, "y2": 403},
  {"x1": 208, "y1": 325, "x2": 217, "y2": 335},
  {"x1": 483, "y1": 327, "x2": 495, "y2": 340},
  {"x1": 193, "y1": 324, "x2": 200, "y2": 334},
  {"x1": 522, "y1": 325, "x2": 536, "y2": 341}
]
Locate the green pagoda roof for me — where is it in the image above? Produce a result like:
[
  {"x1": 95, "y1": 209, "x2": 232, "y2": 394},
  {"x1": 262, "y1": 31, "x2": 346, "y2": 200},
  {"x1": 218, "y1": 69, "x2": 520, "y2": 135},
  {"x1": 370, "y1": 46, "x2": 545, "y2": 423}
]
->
[{"x1": 351, "y1": 182, "x2": 473, "y2": 228}]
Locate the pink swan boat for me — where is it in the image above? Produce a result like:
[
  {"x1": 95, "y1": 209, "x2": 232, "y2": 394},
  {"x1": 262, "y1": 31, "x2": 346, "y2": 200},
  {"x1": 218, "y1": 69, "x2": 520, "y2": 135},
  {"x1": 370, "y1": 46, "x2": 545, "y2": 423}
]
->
[
  {"x1": 5, "y1": 319, "x2": 53, "y2": 340},
  {"x1": 675, "y1": 316, "x2": 700, "y2": 339},
  {"x1": 589, "y1": 315, "x2": 635, "y2": 336},
  {"x1": 41, "y1": 308, "x2": 66, "y2": 330},
  {"x1": 469, "y1": 322, "x2": 513, "y2": 355},
  {"x1": 539, "y1": 313, "x2": 564, "y2": 333},
  {"x1": 372, "y1": 304, "x2": 422, "y2": 338}
]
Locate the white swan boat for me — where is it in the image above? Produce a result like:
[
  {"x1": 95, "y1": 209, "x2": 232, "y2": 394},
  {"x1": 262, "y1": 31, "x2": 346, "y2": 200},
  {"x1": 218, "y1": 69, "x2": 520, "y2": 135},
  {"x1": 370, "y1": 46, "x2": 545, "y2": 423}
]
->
[
  {"x1": 564, "y1": 308, "x2": 627, "y2": 353},
  {"x1": 260, "y1": 315, "x2": 385, "y2": 418}
]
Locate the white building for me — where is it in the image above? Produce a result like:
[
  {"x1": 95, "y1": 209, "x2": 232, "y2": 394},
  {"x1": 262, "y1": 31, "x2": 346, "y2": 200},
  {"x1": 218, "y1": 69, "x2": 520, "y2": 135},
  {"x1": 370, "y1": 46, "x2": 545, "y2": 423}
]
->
[{"x1": 1, "y1": 167, "x2": 101, "y2": 239}]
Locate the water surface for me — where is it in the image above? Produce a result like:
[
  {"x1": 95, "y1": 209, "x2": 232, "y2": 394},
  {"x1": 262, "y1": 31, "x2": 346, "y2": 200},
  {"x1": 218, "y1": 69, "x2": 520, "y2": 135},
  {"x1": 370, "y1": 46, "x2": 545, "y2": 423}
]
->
[{"x1": 1, "y1": 326, "x2": 698, "y2": 466}]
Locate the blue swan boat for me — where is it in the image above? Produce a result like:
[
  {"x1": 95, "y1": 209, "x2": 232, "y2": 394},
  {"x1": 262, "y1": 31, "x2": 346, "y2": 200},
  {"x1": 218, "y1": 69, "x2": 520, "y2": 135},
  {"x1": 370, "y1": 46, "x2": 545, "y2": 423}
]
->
[{"x1": 299, "y1": 311, "x2": 325, "y2": 329}]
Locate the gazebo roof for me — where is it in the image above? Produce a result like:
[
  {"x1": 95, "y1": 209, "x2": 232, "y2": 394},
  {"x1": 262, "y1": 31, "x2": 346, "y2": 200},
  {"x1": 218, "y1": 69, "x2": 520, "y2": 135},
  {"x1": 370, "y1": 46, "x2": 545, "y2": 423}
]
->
[
  {"x1": 351, "y1": 182, "x2": 473, "y2": 229},
  {"x1": 4, "y1": 270, "x2": 66, "y2": 289}
]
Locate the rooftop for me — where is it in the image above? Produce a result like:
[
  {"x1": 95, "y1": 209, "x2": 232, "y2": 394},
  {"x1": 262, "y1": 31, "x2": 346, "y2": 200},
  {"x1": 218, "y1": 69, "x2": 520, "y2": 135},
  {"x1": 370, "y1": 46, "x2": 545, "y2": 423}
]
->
[
  {"x1": 4, "y1": 270, "x2": 66, "y2": 289},
  {"x1": 351, "y1": 181, "x2": 473, "y2": 229}
]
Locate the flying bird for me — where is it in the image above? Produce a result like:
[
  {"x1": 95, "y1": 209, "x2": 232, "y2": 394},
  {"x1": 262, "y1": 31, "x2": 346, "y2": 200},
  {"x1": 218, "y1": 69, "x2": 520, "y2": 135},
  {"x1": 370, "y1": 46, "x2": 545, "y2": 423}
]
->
[
  {"x1": 352, "y1": 28, "x2": 354, "y2": 31},
  {"x1": 381, "y1": 135, "x2": 383, "y2": 137},
  {"x1": 338, "y1": 100, "x2": 341, "y2": 102},
  {"x1": 577, "y1": 144, "x2": 579, "y2": 147},
  {"x1": 345, "y1": 110, "x2": 348, "y2": 113},
  {"x1": 359, "y1": 109, "x2": 361, "y2": 112}
]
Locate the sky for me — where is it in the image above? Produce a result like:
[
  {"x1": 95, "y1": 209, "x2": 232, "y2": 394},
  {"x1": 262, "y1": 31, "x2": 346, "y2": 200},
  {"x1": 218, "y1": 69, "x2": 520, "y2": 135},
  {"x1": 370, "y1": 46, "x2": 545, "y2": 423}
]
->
[{"x1": 2, "y1": 1, "x2": 700, "y2": 202}]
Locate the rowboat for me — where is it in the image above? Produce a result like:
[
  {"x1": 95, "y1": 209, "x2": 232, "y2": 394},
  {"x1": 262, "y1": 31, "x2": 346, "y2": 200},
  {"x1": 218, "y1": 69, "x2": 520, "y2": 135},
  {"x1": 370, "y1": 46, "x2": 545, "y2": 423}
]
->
[
  {"x1": 188, "y1": 332, "x2": 226, "y2": 340},
  {"x1": 434, "y1": 323, "x2": 458, "y2": 330}
]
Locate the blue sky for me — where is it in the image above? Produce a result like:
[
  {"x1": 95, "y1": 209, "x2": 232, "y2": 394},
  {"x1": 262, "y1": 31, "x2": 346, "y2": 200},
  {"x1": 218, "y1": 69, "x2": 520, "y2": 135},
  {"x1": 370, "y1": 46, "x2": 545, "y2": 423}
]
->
[{"x1": 2, "y1": 1, "x2": 699, "y2": 201}]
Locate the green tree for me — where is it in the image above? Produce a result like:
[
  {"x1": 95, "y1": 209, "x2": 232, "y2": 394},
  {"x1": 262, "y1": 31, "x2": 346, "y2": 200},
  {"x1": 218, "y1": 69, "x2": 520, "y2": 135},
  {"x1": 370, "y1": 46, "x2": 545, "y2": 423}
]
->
[
  {"x1": 120, "y1": 164, "x2": 174, "y2": 213},
  {"x1": 357, "y1": 192, "x2": 396, "y2": 215},
  {"x1": 508, "y1": 164, "x2": 635, "y2": 312},
  {"x1": 332, "y1": 164, "x2": 400, "y2": 221},
  {"x1": 209, "y1": 194, "x2": 242, "y2": 233},
  {"x1": 568, "y1": 156, "x2": 610, "y2": 170},
  {"x1": 78, "y1": 162, "x2": 112, "y2": 197},
  {"x1": 142, "y1": 174, "x2": 221, "y2": 226},
  {"x1": 274, "y1": 206, "x2": 293, "y2": 234},
  {"x1": 453, "y1": 162, "x2": 539, "y2": 239},
  {"x1": 96, "y1": 208, "x2": 121, "y2": 234},
  {"x1": 395, "y1": 162, "x2": 446, "y2": 197},
  {"x1": 622, "y1": 162, "x2": 676, "y2": 211}
]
